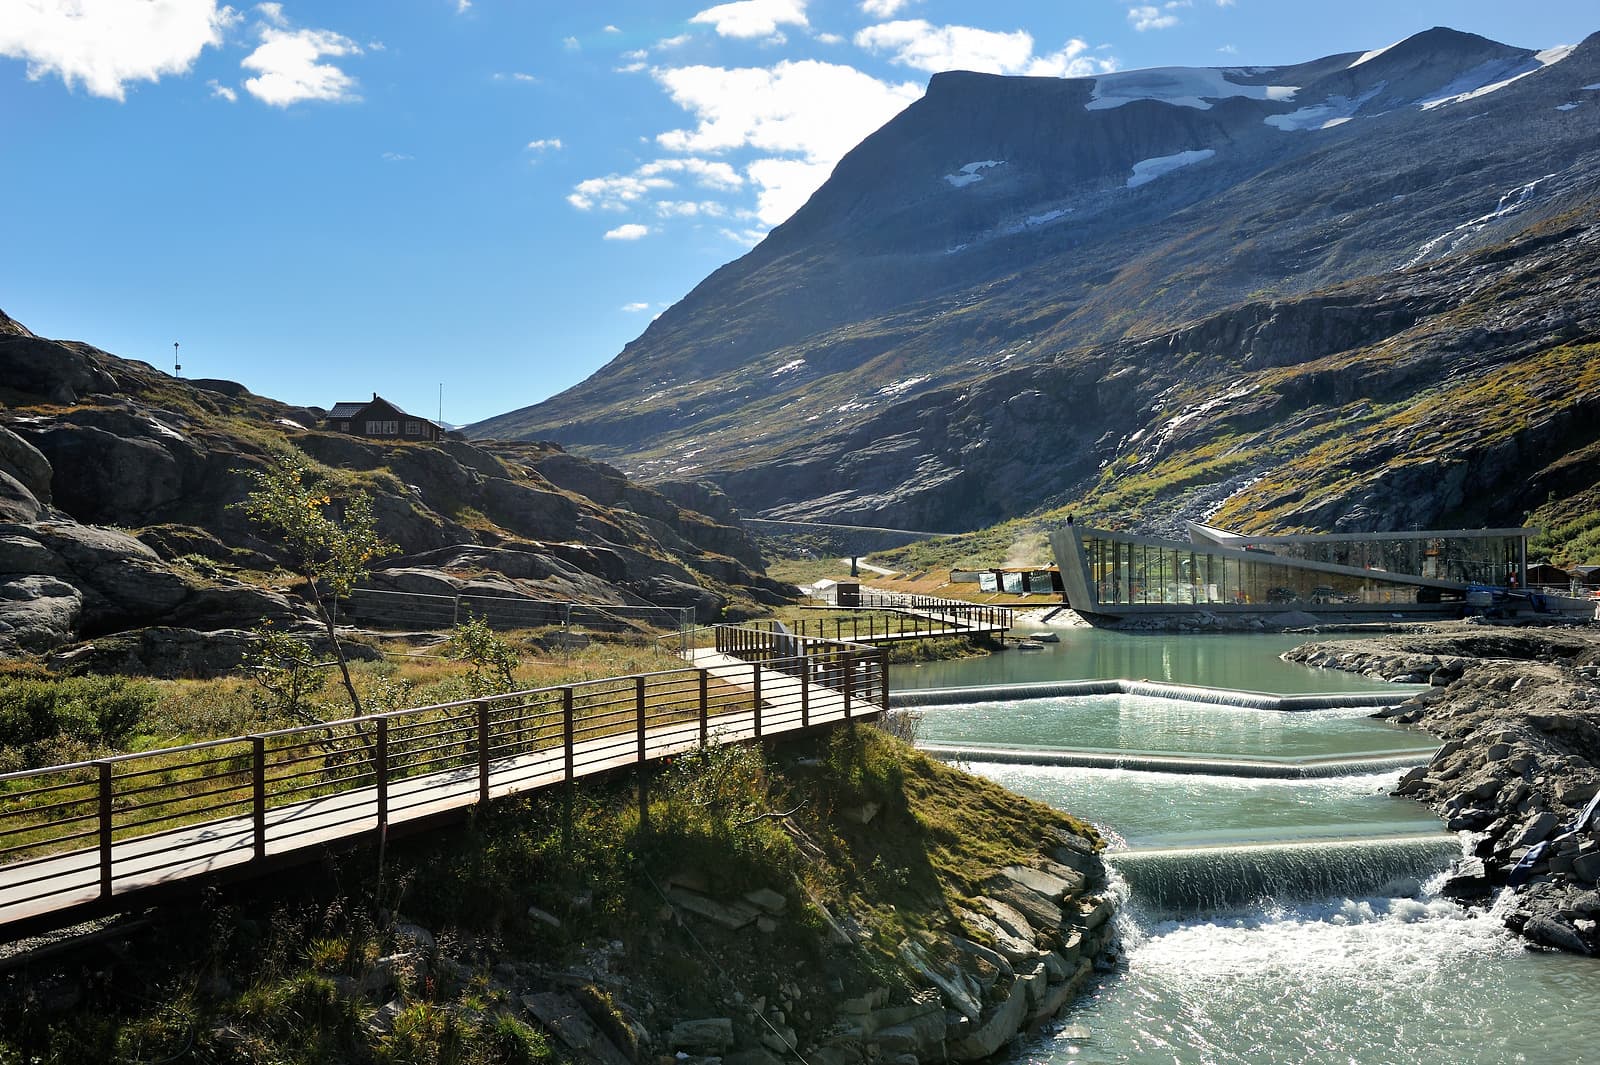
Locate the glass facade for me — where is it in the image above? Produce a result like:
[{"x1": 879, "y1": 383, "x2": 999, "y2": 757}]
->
[
  {"x1": 1200, "y1": 532, "x2": 1524, "y2": 587},
  {"x1": 1080, "y1": 533, "x2": 1467, "y2": 609}
]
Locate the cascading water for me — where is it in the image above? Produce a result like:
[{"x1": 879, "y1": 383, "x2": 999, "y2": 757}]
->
[
  {"x1": 908, "y1": 633, "x2": 1600, "y2": 1064},
  {"x1": 1110, "y1": 835, "x2": 1463, "y2": 916}
]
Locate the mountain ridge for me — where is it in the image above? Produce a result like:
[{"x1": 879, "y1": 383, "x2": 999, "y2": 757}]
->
[{"x1": 470, "y1": 26, "x2": 1600, "y2": 553}]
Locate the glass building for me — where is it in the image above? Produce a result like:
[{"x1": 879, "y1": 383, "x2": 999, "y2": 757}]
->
[{"x1": 1048, "y1": 521, "x2": 1554, "y2": 620}]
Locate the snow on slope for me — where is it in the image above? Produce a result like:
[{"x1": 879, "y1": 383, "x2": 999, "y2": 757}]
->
[
  {"x1": 1127, "y1": 150, "x2": 1216, "y2": 189},
  {"x1": 1418, "y1": 45, "x2": 1576, "y2": 110},
  {"x1": 945, "y1": 160, "x2": 1005, "y2": 188},
  {"x1": 1406, "y1": 175, "x2": 1554, "y2": 266},
  {"x1": 1088, "y1": 67, "x2": 1297, "y2": 111},
  {"x1": 1267, "y1": 86, "x2": 1386, "y2": 131}
]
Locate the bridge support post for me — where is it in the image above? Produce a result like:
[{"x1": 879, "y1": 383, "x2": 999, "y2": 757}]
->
[
  {"x1": 376, "y1": 719, "x2": 389, "y2": 836},
  {"x1": 878, "y1": 648, "x2": 890, "y2": 716},
  {"x1": 843, "y1": 654, "x2": 853, "y2": 721},
  {"x1": 801, "y1": 663, "x2": 810, "y2": 729}
]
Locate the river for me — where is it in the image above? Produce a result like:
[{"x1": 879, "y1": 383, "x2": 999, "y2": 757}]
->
[{"x1": 897, "y1": 629, "x2": 1600, "y2": 1065}]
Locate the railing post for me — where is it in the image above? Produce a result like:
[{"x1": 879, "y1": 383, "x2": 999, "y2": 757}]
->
[
  {"x1": 252, "y1": 737, "x2": 266, "y2": 861},
  {"x1": 698, "y1": 668, "x2": 709, "y2": 746},
  {"x1": 843, "y1": 653, "x2": 853, "y2": 721},
  {"x1": 477, "y1": 700, "x2": 491, "y2": 803},
  {"x1": 97, "y1": 761, "x2": 113, "y2": 900},
  {"x1": 800, "y1": 660, "x2": 810, "y2": 728},
  {"x1": 752, "y1": 661, "x2": 762, "y2": 740},
  {"x1": 562, "y1": 687, "x2": 575, "y2": 782},
  {"x1": 636, "y1": 676, "x2": 649, "y2": 831},
  {"x1": 878, "y1": 647, "x2": 889, "y2": 714},
  {"x1": 375, "y1": 719, "x2": 389, "y2": 834}
]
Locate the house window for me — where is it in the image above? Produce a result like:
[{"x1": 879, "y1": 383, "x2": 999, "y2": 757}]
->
[
  {"x1": 368, "y1": 419, "x2": 399, "y2": 435},
  {"x1": 339, "y1": 421, "x2": 349, "y2": 432},
  {"x1": 405, "y1": 421, "x2": 421, "y2": 436}
]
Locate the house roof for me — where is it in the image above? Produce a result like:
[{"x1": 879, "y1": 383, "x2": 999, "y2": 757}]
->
[
  {"x1": 326, "y1": 394, "x2": 446, "y2": 430},
  {"x1": 327, "y1": 402, "x2": 368, "y2": 419}
]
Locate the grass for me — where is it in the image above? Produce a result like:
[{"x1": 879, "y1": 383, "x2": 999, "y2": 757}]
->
[{"x1": 0, "y1": 724, "x2": 1096, "y2": 1064}]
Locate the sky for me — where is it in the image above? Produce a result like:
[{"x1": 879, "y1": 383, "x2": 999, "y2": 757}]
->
[{"x1": 2, "y1": 1, "x2": 1596, "y2": 427}]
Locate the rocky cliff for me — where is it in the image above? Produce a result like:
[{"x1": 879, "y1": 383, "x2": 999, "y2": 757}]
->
[
  {"x1": 472, "y1": 27, "x2": 1600, "y2": 553},
  {"x1": 0, "y1": 313, "x2": 792, "y2": 662},
  {"x1": 1287, "y1": 625, "x2": 1600, "y2": 954}
]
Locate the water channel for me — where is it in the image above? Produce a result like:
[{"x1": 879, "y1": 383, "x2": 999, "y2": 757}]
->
[{"x1": 894, "y1": 629, "x2": 1600, "y2": 1064}]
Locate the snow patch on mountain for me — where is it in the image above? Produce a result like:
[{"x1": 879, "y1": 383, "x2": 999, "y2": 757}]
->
[
  {"x1": 1349, "y1": 40, "x2": 1402, "y2": 69},
  {"x1": 1127, "y1": 150, "x2": 1216, "y2": 189},
  {"x1": 1267, "y1": 85, "x2": 1386, "y2": 131},
  {"x1": 1418, "y1": 45, "x2": 1575, "y2": 111},
  {"x1": 945, "y1": 160, "x2": 1005, "y2": 188},
  {"x1": 1087, "y1": 67, "x2": 1297, "y2": 111},
  {"x1": 771, "y1": 358, "x2": 806, "y2": 377},
  {"x1": 1556, "y1": 102, "x2": 1582, "y2": 111}
]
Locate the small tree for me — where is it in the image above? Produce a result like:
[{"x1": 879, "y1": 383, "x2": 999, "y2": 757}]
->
[
  {"x1": 238, "y1": 447, "x2": 395, "y2": 717},
  {"x1": 446, "y1": 614, "x2": 520, "y2": 699}
]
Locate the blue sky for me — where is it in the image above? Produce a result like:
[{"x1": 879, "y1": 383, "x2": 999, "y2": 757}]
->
[{"x1": 2, "y1": 1, "x2": 1595, "y2": 427}]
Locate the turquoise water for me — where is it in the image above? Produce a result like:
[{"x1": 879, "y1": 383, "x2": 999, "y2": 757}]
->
[
  {"x1": 967, "y1": 764, "x2": 1441, "y2": 848},
  {"x1": 908, "y1": 636, "x2": 1600, "y2": 1065},
  {"x1": 917, "y1": 697, "x2": 1438, "y2": 762},
  {"x1": 893, "y1": 629, "x2": 1405, "y2": 695}
]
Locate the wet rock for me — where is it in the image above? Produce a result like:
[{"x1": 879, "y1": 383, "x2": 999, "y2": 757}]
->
[
  {"x1": 1523, "y1": 914, "x2": 1593, "y2": 955},
  {"x1": 669, "y1": 1017, "x2": 735, "y2": 1055}
]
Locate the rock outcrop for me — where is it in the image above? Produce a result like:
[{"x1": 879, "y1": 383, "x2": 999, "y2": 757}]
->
[
  {"x1": 0, "y1": 310, "x2": 794, "y2": 660},
  {"x1": 1289, "y1": 623, "x2": 1600, "y2": 954}
]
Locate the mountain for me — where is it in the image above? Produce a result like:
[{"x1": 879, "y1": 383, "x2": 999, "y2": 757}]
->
[
  {"x1": 0, "y1": 316, "x2": 791, "y2": 664},
  {"x1": 472, "y1": 27, "x2": 1600, "y2": 548}
]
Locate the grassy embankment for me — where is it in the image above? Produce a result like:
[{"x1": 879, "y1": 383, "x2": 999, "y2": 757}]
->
[{"x1": 0, "y1": 720, "x2": 1098, "y2": 1065}]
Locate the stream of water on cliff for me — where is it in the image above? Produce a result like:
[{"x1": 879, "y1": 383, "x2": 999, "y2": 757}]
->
[{"x1": 908, "y1": 635, "x2": 1600, "y2": 1065}]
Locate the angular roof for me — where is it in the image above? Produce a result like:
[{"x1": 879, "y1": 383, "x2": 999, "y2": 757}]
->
[{"x1": 327, "y1": 402, "x2": 368, "y2": 419}]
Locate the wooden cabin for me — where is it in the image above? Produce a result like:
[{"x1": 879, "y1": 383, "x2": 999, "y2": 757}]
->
[{"x1": 324, "y1": 394, "x2": 444, "y2": 442}]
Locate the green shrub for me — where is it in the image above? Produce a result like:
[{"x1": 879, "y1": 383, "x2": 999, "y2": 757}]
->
[{"x1": 0, "y1": 674, "x2": 159, "y2": 769}]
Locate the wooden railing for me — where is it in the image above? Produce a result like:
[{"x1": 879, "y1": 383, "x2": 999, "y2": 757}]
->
[{"x1": 0, "y1": 629, "x2": 883, "y2": 935}]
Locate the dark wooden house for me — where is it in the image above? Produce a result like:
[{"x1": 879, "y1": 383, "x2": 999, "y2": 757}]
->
[{"x1": 324, "y1": 394, "x2": 444, "y2": 442}]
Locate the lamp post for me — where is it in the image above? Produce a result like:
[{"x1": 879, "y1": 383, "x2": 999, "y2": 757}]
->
[{"x1": 173, "y1": 342, "x2": 181, "y2": 377}]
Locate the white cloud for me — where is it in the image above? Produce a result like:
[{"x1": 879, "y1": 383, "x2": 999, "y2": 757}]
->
[
  {"x1": 639, "y1": 157, "x2": 744, "y2": 189},
  {"x1": 382, "y1": 151, "x2": 413, "y2": 161},
  {"x1": 604, "y1": 224, "x2": 651, "y2": 240},
  {"x1": 656, "y1": 33, "x2": 693, "y2": 49},
  {"x1": 1217, "y1": 43, "x2": 1238, "y2": 55},
  {"x1": 527, "y1": 137, "x2": 564, "y2": 150},
  {"x1": 562, "y1": 35, "x2": 579, "y2": 51},
  {"x1": 746, "y1": 156, "x2": 835, "y2": 225},
  {"x1": 1128, "y1": 6, "x2": 1179, "y2": 31},
  {"x1": 256, "y1": 2, "x2": 286, "y2": 28},
  {"x1": 655, "y1": 199, "x2": 731, "y2": 217},
  {"x1": 494, "y1": 71, "x2": 538, "y2": 83},
  {"x1": 455, "y1": 0, "x2": 470, "y2": 12},
  {"x1": 622, "y1": 301, "x2": 652, "y2": 311},
  {"x1": 855, "y1": 21, "x2": 1112, "y2": 78},
  {"x1": 690, "y1": 0, "x2": 808, "y2": 41},
  {"x1": 815, "y1": 32, "x2": 844, "y2": 45},
  {"x1": 604, "y1": 24, "x2": 621, "y2": 33},
  {"x1": 653, "y1": 59, "x2": 920, "y2": 162},
  {"x1": 860, "y1": 0, "x2": 916, "y2": 15},
  {"x1": 0, "y1": 0, "x2": 238, "y2": 101},
  {"x1": 243, "y1": 22, "x2": 362, "y2": 106},
  {"x1": 568, "y1": 156, "x2": 745, "y2": 211},
  {"x1": 1216, "y1": 0, "x2": 1236, "y2": 6},
  {"x1": 207, "y1": 78, "x2": 237, "y2": 101}
]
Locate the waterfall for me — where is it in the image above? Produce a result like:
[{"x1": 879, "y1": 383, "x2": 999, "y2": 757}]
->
[{"x1": 1110, "y1": 834, "x2": 1462, "y2": 917}]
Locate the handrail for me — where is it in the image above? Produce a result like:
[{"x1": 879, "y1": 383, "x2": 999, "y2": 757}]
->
[{"x1": 0, "y1": 627, "x2": 886, "y2": 933}]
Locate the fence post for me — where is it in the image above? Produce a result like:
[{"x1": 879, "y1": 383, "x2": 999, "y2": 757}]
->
[
  {"x1": 477, "y1": 701, "x2": 491, "y2": 803},
  {"x1": 698, "y1": 668, "x2": 710, "y2": 746},
  {"x1": 97, "y1": 761, "x2": 113, "y2": 900},
  {"x1": 375, "y1": 719, "x2": 389, "y2": 835},
  {"x1": 252, "y1": 737, "x2": 266, "y2": 861},
  {"x1": 752, "y1": 661, "x2": 762, "y2": 740},
  {"x1": 562, "y1": 687, "x2": 575, "y2": 782}
]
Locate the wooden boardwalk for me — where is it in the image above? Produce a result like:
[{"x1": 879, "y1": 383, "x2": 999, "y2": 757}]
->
[
  {"x1": 780, "y1": 597, "x2": 1015, "y2": 646},
  {"x1": 0, "y1": 635, "x2": 883, "y2": 940}
]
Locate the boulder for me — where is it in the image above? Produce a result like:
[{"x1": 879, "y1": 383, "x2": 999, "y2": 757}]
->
[
  {"x1": 0, "y1": 574, "x2": 83, "y2": 653},
  {"x1": 0, "y1": 425, "x2": 52, "y2": 502},
  {"x1": 0, "y1": 333, "x2": 116, "y2": 403},
  {"x1": 0, "y1": 470, "x2": 43, "y2": 523},
  {"x1": 668, "y1": 1017, "x2": 735, "y2": 1055}
]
